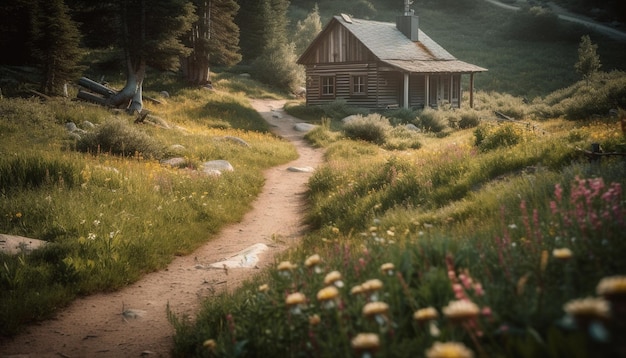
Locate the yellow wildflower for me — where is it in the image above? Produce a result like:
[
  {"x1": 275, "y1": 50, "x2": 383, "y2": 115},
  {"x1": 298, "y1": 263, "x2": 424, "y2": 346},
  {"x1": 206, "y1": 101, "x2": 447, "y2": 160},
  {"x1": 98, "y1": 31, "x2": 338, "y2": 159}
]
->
[
  {"x1": 414, "y1": 307, "x2": 439, "y2": 322},
  {"x1": 597, "y1": 276, "x2": 626, "y2": 298},
  {"x1": 362, "y1": 301, "x2": 389, "y2": 317},
  {"x1": 552, "y1": 248, "x2": 573, "y2": 260},
  {"x1": 285, "y1": 292, "x2": 306, "y2": 306},
  {"x1": 351, "y1": 333, "x2": 380, "y2": 352},
  {"x1": 305, "y1": 254, "x2": 321, "y2": 268},
  {"x1": 563, "y1": 297, "x2": 610, "y2": 320},
  {"x1": 442, "y1": 300, "x2": 480, "y2": 322},
  {"x1": 317, "y1": 286, "x2": 340, "y2": 302},
  {"x1": 426, "y1": 341, "x2": 474, "y2": 358},
  {"x1": 324, "y1": 270, "x2": 344, "y2": 287},
  {"x1": 381, "y1": 263, "x2": 395, "y2": 276}
]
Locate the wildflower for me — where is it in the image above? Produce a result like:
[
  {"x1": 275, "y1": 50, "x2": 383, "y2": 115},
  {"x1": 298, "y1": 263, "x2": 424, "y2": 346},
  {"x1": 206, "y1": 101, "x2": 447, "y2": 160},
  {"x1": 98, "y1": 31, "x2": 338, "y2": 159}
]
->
[
  {"x1": 305, "y1": 254, "x2": 321, "y2": 267},
  {"x1": 277, "y1": 261, "x2": 297, "y2": 277},
  {"x1": 305, "y1": 254, "x2": 323, "y2": 274},
  {"x1": 426, "y1": 341, "x2": 474, "y2": 358},
  {"x1": 414, "y1": 307, "x2": 439, "y2": 322},
  {"x1": 361, "y1": 279, "x2": 383, "y2": 301},
  {"x1": 563, "y1": 297, "x2": 610, "y2": 322},
  {"x1": 380, "y1": 263, "x2": 395, "y2": 276},
  {"x1": 331, "y1": 227, "x2": 340, "y2": 234},
  {"x1": 363, "y1": 301, "x2": 389, "y2": 317},
  {"x1": 351, "y1": 285, "x2": 365, "y2": 295},
  {"x1": 87, "y1": 233, "x2": 97, "y2": 241},
  {"x1": 309, "y1": 314, "x2": 321, "y2": 326},
  {"x1": 285, "y1": 292, "x2": 307, "y2": 315},
  {"x1": 443, "y1": 300, "x2": 480, "y2": 322},
  {"x1": 597, "y1": 276, "x2": 626, "y2": 298},
  {"x1": 552, "y1": 248, "x2": 573, "y2": 260},
  {"x1": 351, "y1": 333, "x2": 380, "y2": 355},
  {"x1": 258, "y1": 284, "x2": 269, "y2": 293},
  {"x1": 324, "y1": 270, "x2": 344, "y2": 288},
  {"x1": 203, "y1": 339, "x2": 217, "y2": 351},
  {"x1": 317, "y1": 286, "x2": 340, "y2": 309},
  {"x1": 15, "y1": 212, "x2": 22, "y2": 218}
]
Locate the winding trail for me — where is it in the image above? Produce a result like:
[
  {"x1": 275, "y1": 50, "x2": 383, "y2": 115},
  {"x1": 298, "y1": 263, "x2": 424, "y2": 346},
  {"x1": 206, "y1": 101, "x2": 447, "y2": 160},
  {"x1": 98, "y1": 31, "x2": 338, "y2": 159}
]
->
[{"x1": 0, "y1": 99, "x2": 323, "y2": 358}]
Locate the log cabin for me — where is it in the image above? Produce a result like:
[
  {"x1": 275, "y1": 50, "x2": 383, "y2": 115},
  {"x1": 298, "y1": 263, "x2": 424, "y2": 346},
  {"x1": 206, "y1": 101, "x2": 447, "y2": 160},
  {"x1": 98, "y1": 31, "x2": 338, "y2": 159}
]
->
[{"x1": 297, "y1": 6, "x2": 487, "y2": 110}]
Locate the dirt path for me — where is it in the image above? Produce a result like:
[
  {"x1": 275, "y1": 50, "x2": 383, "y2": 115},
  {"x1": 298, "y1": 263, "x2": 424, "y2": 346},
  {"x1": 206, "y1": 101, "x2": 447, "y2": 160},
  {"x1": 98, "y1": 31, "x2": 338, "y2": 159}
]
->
[{"x1": 0, "y1": 99, "x2": 323, "y2": 358}]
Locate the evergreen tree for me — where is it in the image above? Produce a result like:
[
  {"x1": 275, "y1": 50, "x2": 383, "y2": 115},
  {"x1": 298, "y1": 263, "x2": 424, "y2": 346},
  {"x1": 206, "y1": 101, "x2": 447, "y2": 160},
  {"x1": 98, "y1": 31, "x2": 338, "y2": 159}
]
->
[
  {"x1": 184, "y1": 0, "x2": 241, "y2": 85},
  {"x1": 235, "y1": 0, "x2": 265, "y2": 63},
  {"x1": 31, "y1": 0, "x2": 85, "y2": 96},
  {"x1": 0, "y1": 0, "x2": 35, "y2": 65},
  {"x1": 575, "y1": 35, "x2": 601, "y2": 83},
  {"x1": 293, "y1": 4, "x2": 322, "y2": 56},
  {"x1": 252, "y1": 0, "x2": 303, "y2": 91},
  {"x1": 105, "y1": 0, "x2": 196, "y2": 113}
]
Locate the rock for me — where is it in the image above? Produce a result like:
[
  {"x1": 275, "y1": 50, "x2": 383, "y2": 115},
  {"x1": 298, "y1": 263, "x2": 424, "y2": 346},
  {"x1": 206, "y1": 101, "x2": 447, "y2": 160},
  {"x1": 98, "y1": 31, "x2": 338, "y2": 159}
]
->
[
  {"x1": 161, "y1": 157, "x2": 187, "y2": 168},
  {"x1": 287, "y1": 166, "x2": 315, "y2": 173},
  {"x1": 209, "y1": 243, "x2": 269, "y2": 269},
  {"x1": 81, "y1": 120, "x2": 95, "y2": 129},
  {"x1": 405, "y1": 123, "x2": 420, "y2": 132},
  {"x1": 223, "y1": 136, "x2": 251, "y2": 147},
  {"x1": 294, "y1": 87, "x2": 306, "y2": 97},
  {"x1": 293, "y1": 123, "x2": 316, "y2": 132},
  {"x1": 201, "y1": 160, "x2": 234, "y2": 175},
  {"x1": 168, "y1": 144, "x2": 186, "y2": 154},
  {"x1": 239, "y1": 73, "x2": 251, "y2": 78},
  {"x1": 342, "y1": 115, "x2": 359, "y2": 123},
  {"x1": 0, "y1": 234, "x2": 47, "y2": 255},
  {"x1": 160, "y1": 91, "x2": 170, "y2": 98},
  {"x1": 65, "y1": 122, "x2": 77, "y2": 132}
]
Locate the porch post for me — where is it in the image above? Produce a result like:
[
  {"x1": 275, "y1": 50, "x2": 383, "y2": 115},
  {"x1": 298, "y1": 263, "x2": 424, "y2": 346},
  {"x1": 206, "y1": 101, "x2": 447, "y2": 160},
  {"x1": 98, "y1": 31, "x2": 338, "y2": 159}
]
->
[
  {"x1": 403, "y1": 72, "x2": 410, "y2": 109},
  {"x1": 469, "y1": 73, "x2": 475, "y2": 109},
  {"x1": 425, "y1": 75, "x2": 430, "y2": 108}
]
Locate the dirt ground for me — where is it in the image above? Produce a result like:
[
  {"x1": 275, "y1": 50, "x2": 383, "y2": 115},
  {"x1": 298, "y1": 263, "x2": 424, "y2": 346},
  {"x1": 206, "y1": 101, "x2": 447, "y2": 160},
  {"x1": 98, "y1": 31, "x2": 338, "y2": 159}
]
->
[{"x1": 0, "y1": 98, "x2": 323, "y2": 358}]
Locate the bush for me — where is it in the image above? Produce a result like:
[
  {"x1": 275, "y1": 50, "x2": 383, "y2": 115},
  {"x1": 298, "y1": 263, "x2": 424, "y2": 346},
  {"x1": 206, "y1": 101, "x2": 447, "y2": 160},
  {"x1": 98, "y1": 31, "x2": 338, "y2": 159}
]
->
[
  {"x1": 321, "y1": 99, "x2": 369, "y2": 120},
  {"x1": 416, "y1": 108, "x2": 448, "y2": 133},
  {"x1": 474, "y1": 122, "x2": 525, "y2": 151},
  {"x1": 458, "y1": 111, "x2": 481, "y2": 129},
  {"x1": 343, "y1": 114, "x2": 391, "y2": 145},
  {"x1": 76, "y1": 118, "x2": 163, "y2": 158},
  {"x1": 252, "y1": 42, "x2": 303, "y2": 92},
  {"x1": 506, "y1": 6, "x2": 563, "y2": 41}
]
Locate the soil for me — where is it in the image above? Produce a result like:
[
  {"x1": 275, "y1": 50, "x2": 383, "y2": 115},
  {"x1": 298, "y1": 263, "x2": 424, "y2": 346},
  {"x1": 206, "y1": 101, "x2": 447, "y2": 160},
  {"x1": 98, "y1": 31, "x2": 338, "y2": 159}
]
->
[{"x1": 0, "y1": 98, "x2": 324, "y2": 358}]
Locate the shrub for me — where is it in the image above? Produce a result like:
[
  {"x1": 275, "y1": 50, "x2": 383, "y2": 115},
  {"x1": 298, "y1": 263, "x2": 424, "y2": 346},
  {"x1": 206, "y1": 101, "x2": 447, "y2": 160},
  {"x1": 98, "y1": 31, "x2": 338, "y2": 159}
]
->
[
  {"x1": 474, "y1": 122, "x2": 525, "y2": 151},
  {"x1": 458, "y1": 111, "x2": 481, "y2": 129},
  {"x1": 321, "y1": 99, "x2": 369, "y2": 120},
  {"x1": 416, "y1": 108, "x2": 447, "y2": 133},
  {"x1": 506, "y1": 6, "x2": 564, "y2": 41},
  {"x1": 343, "y1": 114, "x2": 391, "y2": 145},
  {"x1": 76, "y1": 118, "x2": 164, "y2": 158}
]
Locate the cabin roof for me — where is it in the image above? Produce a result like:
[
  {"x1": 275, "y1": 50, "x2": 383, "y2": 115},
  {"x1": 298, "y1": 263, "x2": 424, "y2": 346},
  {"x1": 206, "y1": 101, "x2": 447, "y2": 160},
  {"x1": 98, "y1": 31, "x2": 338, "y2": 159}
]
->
[{"x1": 298, "y1": 15, "x2": 487, "y2": 74}]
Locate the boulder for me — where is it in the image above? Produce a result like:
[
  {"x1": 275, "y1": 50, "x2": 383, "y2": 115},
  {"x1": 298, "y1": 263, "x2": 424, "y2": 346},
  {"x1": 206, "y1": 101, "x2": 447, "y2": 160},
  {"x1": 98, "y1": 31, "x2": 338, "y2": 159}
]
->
[
  {"x1": 161, "y1": 157, "x2": 187, "y2": 168},
  {"x1": 65, "y1": 122, "x2": 78, "y2": 132},
  {"x1": 342, "y1": 115, "x2": 360, "y2": 124},
  {"x1": 293, "y1": 123, "x2": 316, "y2": 132},
  {"x1": 0, "y1": 234, "x2": 47, "y2": 255},
  {"x1": 223, "y1": 136, "x2": 251, "y2": 147},
  {"x1": 287, "y1": 166, "x2": 315, "y2": 173},
  {"x1": 201, "y1": 160, "x2": 234, "y2": 175}
]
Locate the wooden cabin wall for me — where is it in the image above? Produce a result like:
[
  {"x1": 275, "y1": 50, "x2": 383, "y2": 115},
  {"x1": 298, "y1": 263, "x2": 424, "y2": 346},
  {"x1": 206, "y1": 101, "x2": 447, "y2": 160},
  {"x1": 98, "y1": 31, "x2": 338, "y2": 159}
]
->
[{"x1": 304, "y1": 62, "x2": 380, "y2": 108}]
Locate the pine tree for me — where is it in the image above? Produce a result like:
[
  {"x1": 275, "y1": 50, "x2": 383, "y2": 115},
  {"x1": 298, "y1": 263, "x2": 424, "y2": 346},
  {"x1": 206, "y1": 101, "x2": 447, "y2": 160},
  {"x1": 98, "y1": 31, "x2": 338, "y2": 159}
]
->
[
  {"x1": 31, "y1": 0, "x2": 85, "y2": 96},
  {"x1": 293, "y1": 4, "x2": 322, "y2": 56},
  {"x1": 104, "y1": 0, "x2": 196, "y2": 113},
  {"x1": 575, "y1": 35, "x2": 601, "y2": 84},
  {"x1": 251, "y1": 0, "x2": 303, "y2": 91},
  {"x1": 184, "y1": 0, "x2": 241, "y2": 85},
  {"x1": 235, "y1": 0, "x2": 265, "y2": 63}
]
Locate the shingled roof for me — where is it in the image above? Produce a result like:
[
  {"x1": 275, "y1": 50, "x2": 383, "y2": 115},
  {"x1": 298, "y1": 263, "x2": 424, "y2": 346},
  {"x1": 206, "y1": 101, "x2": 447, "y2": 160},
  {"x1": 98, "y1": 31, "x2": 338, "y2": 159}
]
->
[{"x1": 300, "y1": 15, "x2": 487, "y2": 74}]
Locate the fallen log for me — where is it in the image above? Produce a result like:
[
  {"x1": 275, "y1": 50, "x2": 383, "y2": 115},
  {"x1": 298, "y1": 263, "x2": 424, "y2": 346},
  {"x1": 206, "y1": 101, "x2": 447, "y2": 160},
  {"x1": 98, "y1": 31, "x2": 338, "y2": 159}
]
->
[
  {"x1": 77, "y1": 77, "x2": 116, "y2": 98},
  {"x1": 77, "y1": 90, "x2": 108, "y2": 106}
]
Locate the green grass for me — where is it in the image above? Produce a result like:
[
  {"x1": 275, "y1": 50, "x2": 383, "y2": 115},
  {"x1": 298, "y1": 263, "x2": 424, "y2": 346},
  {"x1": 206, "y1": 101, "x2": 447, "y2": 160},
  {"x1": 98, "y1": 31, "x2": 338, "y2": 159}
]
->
[
  {"x1": 0, "y1": 74, "x2": 297, "y2": 336},
  {"x1": 170, "y1": 79, "x2": 626, "y2": 356}
]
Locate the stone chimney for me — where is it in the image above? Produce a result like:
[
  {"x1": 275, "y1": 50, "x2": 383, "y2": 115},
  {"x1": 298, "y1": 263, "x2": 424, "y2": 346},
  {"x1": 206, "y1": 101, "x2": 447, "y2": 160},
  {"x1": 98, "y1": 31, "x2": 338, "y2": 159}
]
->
[{"x1": 396, "y1": 0, "x2": 418, "y2": 41}]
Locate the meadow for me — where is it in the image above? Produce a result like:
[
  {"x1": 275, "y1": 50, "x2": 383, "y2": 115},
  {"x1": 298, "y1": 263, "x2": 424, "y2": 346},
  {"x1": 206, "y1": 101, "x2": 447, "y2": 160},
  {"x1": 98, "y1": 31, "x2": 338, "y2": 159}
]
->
[
  {"x1": 1, "y1": 0, "x2": 625, "y2": 356},
  {"x1": 0, "y1": 75, "x2": 297, "y2": 336},
  {"x1": 169, "y1": 71, "x2": 626, "y2": 356}
]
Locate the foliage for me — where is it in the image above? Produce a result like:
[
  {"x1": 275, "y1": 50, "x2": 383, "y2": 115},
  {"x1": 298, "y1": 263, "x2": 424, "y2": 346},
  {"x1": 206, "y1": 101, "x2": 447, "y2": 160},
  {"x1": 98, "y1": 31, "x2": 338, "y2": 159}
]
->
[
  {"x1": 342, "y1": 114, "x2": 391, "y2": 145},
  {"x1": 505, "y1": 6, "x2": 566, "y2": 42},
  {"x1": 172, "y1": 102, "x2": 626, "y2": 356},
  {"x1": 0, "y1": 74, "x2": 297, "y2": 336},
  {"x1": 575, "y1": 35, "x2": 602, "y2": 82},
  {"x1": 533, "y1": 71, "x2": 626, "y2": 120},
  {"x1": 416, "y1": 108, "x2": 448, "y2": 133},
  {"x1": 31, "y1": 0, "x2": 85, "y2": 96},
  {"x1": 458, "y1": 110, "x2": 481, "y2": 129},
  {"x1": 293, "y1": 4, "x2": 322, "y2": 56},
  {"x1": 75, "y1": 118, "x2": 165, "y2": 159},
  {"x1": 474, "y1": 122, "x2": 528, "y2": 152}
]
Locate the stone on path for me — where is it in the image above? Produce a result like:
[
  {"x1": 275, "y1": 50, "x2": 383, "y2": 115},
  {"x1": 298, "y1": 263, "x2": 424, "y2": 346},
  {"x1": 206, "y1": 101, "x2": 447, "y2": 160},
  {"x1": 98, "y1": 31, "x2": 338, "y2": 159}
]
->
[
  {"x1": 207, "y1": 243, "x2": 269, "y2": 269},
  {"x1": 293, "y1": 123, "x2": 316, "y2": 132},
  {"x1": 287, "y1": 166, "x2": 315, "y2": 173}
]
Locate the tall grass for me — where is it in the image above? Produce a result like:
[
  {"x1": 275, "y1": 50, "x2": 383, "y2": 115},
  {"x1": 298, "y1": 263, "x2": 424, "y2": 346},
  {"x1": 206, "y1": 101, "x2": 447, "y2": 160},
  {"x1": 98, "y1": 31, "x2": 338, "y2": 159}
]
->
[
  {"x1": 171, "y1": 86, "x2": 626, "y2": 356},
  {"x1": 0, "y1": 75, "x2": 297, "y2": 336}
]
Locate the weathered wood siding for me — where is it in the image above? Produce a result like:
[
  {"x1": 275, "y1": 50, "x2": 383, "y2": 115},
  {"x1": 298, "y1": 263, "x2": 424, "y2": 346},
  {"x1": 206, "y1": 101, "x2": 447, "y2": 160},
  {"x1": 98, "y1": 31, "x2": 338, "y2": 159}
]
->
[
  {"x1": 300, "y1": 22, "x2": 375, "y2": 64},
  {"x1": 304, "y1": 62, "x2": 381, "y2": 108}
]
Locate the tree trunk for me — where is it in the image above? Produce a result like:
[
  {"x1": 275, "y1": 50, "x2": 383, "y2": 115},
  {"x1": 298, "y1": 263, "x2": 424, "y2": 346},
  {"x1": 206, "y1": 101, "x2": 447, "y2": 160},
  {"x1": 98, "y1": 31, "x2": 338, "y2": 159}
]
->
[{"x1": 107, "y1": 57, "x2": 146, "y2": 113}]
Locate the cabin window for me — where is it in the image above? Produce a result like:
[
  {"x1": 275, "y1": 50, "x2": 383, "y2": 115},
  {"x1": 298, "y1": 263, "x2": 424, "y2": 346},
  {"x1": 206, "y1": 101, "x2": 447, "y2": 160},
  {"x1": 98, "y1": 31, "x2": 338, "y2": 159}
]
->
[
  {"x1": 351, "y1": 75, "x2": 367, "y2": 96},
  {"x1": 321, "y1": 76, "x2": 335, "y2": 97}
]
